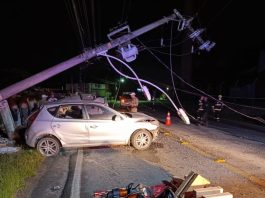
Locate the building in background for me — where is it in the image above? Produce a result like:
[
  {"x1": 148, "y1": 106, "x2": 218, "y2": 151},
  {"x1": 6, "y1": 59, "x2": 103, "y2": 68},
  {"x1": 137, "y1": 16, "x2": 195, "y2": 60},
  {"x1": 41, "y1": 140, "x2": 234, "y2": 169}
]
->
[{"x1": 65, "y1": 83, "x2": 112, "y2": 99}]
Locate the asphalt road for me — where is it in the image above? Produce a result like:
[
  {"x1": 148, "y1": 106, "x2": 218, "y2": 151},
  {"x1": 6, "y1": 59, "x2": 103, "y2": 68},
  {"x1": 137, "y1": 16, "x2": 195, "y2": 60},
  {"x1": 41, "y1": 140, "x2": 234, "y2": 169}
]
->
[{"x1": 16, "y1": 107, "x2": 265, "y2": 198}]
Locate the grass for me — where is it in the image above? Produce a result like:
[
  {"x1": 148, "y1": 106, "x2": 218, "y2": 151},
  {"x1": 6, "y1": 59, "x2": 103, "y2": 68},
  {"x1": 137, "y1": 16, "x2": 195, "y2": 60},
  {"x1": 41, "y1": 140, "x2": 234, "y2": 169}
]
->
[{"x1": 0, "y1": 149, "x2": 44, "y2": 198}]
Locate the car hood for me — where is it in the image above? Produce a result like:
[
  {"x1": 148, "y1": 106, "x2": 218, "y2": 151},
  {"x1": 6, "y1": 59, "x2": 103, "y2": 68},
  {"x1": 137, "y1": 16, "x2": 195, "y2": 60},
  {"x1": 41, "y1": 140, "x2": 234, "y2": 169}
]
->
[{"x1": 123, "y1": 112, "x2": 159, "y2": 126}]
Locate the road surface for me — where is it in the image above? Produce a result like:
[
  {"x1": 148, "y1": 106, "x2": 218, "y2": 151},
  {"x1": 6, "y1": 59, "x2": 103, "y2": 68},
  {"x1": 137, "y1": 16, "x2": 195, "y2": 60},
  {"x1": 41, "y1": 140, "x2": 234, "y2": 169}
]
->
[{"x1": 16, "y1": 110, "x2": 265, "y2": 198}]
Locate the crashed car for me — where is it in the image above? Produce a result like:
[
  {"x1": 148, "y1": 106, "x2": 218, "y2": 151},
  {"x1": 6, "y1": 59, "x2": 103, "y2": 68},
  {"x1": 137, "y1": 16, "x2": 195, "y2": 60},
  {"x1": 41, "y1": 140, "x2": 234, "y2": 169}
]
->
[{"x1": 25, "y1": 98, "x2": 159, "y2": 157}]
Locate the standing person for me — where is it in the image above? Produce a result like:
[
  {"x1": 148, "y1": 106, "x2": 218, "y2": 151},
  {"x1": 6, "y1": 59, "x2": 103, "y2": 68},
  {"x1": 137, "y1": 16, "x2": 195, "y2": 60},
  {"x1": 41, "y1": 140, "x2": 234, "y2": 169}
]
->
[
  {"x1": 212, "y1": 95, "x2": 223, "y2": 121},
  {"x1": 8, "y1": 97, "x2": 21, "y2": 127},
  {"x1": 196, "y1": 96, "x2": 208, "y2": 126},
  {"x1": 47, "y1": 92, "x2": 58, "y2": 102},
  {"x1": 129, "y1": 92, "x2": 139, "y2": 113},
  {"x1": 27, "y1": 95, "x2": 37, "y2": 114},
  {"x1": 39, "y1": 94, "x2": 48, "y2": 106},
  {"x1": 19, "y1": 97, "x2": 29, "y2": 126},
  {"x1": 202, "y1": 96, "x2": 209, "y2": 126}
]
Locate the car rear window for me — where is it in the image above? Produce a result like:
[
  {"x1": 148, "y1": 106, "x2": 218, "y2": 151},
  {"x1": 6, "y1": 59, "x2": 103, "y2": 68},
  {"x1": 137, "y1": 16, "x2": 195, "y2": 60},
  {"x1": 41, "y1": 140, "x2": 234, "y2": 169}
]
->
[
  {"x1": 47, "y1": 106, "x2": 57, "y2": 116},
  {"x1": 27, "y1": 109, "x2": 41, "y2": 127}
]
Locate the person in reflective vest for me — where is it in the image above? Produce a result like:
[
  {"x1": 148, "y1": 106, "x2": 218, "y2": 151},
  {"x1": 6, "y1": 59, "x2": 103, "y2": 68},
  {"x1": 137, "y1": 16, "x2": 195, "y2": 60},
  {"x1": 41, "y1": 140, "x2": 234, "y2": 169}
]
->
[
  {"x1": 129, "y1": 92, "x2": 139, "y2": 113},
  {"x1": 197, "y1": 96, "x2": 208, "y2": 126},
  {"x1": 212, "y1": 95, "x2": 223, "y2": 121}
]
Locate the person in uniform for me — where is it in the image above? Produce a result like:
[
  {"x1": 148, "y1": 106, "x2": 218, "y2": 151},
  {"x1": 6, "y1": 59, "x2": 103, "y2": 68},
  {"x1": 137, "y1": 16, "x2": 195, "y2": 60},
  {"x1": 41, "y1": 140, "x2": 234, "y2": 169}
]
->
[
  {"x1": 129, "y1": 92, "x2": 139, "y2": 113},
  {"x1": 197, "y1": 96, "x2": 209, "y2": 126},
  {"x1": 212, "y1": 95, "x2": 223, "y2": 121}
]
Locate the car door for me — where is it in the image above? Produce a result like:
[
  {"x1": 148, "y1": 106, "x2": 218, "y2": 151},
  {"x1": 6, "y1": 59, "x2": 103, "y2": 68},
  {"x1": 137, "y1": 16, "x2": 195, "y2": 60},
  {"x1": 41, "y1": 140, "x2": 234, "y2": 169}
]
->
[
  {"x1": 51, "y1": 104, "x2": 89, "y2": 146},
  {"x1": 85, "y1": 104, "x2": 128, "y2": 146}
]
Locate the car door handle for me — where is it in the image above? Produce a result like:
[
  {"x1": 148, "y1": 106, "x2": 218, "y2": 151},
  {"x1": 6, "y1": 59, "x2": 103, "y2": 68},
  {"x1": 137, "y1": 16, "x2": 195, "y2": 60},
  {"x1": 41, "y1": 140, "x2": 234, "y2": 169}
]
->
[{"x1": 90, "y1": 125, "x2": 98, "y2": 129}]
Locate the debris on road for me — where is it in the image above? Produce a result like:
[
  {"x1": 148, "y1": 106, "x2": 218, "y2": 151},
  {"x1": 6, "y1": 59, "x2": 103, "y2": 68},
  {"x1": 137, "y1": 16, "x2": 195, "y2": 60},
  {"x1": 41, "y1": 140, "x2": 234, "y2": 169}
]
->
[
  {"x1": 93, "y1": 171, "x2": 233, "y2": 198},
  {"x1": 0, "y1": 146, "x2": 20, "y2": 154}
]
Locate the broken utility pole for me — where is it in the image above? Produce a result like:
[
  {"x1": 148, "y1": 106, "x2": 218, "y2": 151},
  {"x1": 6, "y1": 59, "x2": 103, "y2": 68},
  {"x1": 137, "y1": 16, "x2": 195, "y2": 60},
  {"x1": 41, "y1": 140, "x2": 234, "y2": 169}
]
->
[
  {"x1": 0, "y1": 9, "x2": 213, "y2": 102},
  {"x1": 0, "y1": 12, "x2": 176, "y2": 101}
]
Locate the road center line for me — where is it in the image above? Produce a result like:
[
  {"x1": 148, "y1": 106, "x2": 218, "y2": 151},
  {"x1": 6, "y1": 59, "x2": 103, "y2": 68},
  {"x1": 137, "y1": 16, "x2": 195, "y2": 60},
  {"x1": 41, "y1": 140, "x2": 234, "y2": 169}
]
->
[{"x1": 70, "y1": 149, "x2": 83, "y2": 198}]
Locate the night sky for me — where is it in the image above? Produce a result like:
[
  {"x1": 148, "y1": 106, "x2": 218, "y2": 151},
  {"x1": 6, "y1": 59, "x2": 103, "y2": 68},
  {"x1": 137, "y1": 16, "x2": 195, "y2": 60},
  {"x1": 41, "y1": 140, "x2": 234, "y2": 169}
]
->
[{"x1": 1, "y1": 1, "x2": 265, "y2": 96}]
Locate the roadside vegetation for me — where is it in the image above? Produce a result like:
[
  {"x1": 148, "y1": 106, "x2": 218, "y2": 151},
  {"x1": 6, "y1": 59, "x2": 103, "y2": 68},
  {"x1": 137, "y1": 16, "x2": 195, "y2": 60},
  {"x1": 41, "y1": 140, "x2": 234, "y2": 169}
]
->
[{"x1": 0, "y1": 149, "x2": 44, "y2": 198}]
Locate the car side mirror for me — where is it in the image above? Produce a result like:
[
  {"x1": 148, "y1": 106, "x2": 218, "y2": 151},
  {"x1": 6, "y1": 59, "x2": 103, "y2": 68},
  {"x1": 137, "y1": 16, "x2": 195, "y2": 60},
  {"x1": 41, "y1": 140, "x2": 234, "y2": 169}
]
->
[{"x1": 112, "y1": 115, "x2": 122, "y2": 121}]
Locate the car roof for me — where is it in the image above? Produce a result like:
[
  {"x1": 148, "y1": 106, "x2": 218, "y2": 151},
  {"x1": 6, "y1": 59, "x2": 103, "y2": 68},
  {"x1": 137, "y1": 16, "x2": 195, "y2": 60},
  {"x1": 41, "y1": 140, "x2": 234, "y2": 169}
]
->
[{"x1": 44, "y1": 95, "x2": 108, "y2": 107}]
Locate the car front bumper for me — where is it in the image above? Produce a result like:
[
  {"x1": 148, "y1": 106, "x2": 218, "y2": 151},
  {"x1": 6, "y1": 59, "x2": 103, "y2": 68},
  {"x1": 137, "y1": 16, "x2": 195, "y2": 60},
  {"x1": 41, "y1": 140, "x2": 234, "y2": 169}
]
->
[{"x1": 150, "y1": 127, "x2": 160, "y2": 140}]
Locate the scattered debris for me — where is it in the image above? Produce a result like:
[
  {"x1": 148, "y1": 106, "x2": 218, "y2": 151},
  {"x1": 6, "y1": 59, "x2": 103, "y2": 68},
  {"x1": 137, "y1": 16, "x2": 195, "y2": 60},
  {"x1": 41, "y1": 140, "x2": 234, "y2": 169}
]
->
[
  {"x1": 0, "y1": 146, "x2": 20, "y2": 154},
  {"x1": 93, "y1": 171, "x2": 233, "y2": 198},
  {"x1": 50, "y1": 185, "x2": 61, "y2": 192}
]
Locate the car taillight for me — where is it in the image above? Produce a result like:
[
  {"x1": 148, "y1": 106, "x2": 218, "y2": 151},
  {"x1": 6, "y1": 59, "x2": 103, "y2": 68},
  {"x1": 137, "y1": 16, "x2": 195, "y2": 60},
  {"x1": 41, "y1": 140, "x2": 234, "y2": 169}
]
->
[{"x1": 27, "y1": 110, "x2": 40, "y2": 127}]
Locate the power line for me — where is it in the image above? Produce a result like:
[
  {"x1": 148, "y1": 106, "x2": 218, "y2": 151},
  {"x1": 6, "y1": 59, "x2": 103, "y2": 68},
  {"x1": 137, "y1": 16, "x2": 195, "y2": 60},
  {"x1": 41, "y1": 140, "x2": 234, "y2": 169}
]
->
[
  {"x1": 80, "y1": 0, "x2": 92, "y2": 47},
  {"x1": 206, "y1": 0, "x2": 234, "y2": 28},
  {"x1": 89, "y1": 0, "x2": 97, "y2": 47},
  {"x1": 70, "y1": 0, "x2": 86, "y2": 50},
  {"x1": 64, "y1": 0, "x2": 84, "y2": 50},
  {"x1": 137, "y1": 38, "x2": 265, "y2": 125}
]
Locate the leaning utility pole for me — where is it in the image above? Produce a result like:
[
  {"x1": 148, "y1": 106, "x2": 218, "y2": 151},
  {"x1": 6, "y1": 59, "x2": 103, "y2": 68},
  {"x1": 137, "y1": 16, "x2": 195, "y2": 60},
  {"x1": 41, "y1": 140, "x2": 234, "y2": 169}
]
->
[
  {"x1": 0, "y1": 9, "x2": 214, "y2": 135},
  {"x1": 0, "y1": 12, "x2": 177, "y2": 101},
  {"x1": 0, "y1": 9, "x2": 213, "y2": 102}
]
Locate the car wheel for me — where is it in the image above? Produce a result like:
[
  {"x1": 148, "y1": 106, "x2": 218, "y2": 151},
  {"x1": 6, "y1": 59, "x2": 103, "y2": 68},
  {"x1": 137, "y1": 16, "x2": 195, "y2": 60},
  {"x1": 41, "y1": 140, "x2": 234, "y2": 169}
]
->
[
  {"x1": 36, "y1": 137, "x2": 60, "y2": 157},
  {"x1": 131, "y1": 129, "x2": 152, "y2": 150}
]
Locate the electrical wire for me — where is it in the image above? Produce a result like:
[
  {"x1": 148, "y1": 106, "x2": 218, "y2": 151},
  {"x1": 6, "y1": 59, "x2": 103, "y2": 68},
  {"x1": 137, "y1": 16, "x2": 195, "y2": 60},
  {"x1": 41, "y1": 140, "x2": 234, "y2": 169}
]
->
[
  {"x1": 98, "y1": 53, "x2": 145, "y2": 93},
  {"x1": 206, "y1": 0, "x2": 234, "y2": 29},
  {"x1": 157, "y1": 84, "x2": 265, "y2": 112},
  {"x1": 137, "y1": 38, "x2": 206, "y2": 95},
  {"x1": 195, "y1": 0, "x2": 209, "y2": 17},
  {"x1": 71, "y1": 0, "x2": 86, "y2": 50},
  {"x1": 90, "y1": 0, "x2": 97, "y2": 46},
  {"x1": 97, "y1": 52, "x2": 182, "y2": 114},
  {"x1": 169, "y1": 22, "x2": 184, "y2": 109},
  {"x1": 222, "y1": 96, "x2": 265, "y2": 100},
  {"x1": 138, "y1": 32, "x2": 189, "y2": 50},
  {"x1": 64, "y1": 0, "x2": 84, "y2": 50},
  {"x1": 120, "y1": 0, "x2": 127, "y2": 23},
  {"x1": 112, "y1": 80, "x2": 121, "y2": 109},
  {"x1": 221, "y1": 101, "x2": 265, "y2": 111},
  {"x1": 137, "y1": 38, "x2": 265, "y2": 125},
  {"x1": 81, "y1": 0, "x2": 92, "y2": 47},
  {"x1": 168, "y1": 21, "x2": 196, "y2": 120},
  {"x1": 149, "y1": 48, "x2": 196, "y2": 57}
]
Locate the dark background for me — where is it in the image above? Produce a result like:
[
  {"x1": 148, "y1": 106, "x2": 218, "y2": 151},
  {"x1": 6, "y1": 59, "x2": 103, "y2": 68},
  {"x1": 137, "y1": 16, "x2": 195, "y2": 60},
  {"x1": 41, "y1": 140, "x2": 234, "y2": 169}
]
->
[{"x1": 1, "y1": 0, "x2": 265, "y2": 97}]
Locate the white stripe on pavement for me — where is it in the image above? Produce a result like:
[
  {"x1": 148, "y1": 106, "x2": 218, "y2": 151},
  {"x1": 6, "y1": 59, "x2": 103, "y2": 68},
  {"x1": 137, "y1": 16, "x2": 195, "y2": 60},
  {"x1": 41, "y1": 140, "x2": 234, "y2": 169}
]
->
[{"x1": 70, "y1": 149, "x2": 83, "y2": 198}]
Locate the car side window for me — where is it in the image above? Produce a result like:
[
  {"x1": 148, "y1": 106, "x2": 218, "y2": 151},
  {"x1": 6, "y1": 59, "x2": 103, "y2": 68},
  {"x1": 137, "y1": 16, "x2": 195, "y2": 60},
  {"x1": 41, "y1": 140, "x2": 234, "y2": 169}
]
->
[
  {"x1": 47, "y1": 107, "x2": 57, "y2": 116},
  {"x1": 56, "y1": 105, "x2": 84, "y2": 119},
  {"x1": 85, "y1": 105, "x2": 114, "y2": 120}
]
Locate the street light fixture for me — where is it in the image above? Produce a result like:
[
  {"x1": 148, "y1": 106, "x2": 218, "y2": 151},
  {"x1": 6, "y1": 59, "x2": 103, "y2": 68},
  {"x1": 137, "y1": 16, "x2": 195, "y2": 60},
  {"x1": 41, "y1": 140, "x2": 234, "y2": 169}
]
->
[{"x1": 120, "y1": 78, "x2": 125, "y2": 83}]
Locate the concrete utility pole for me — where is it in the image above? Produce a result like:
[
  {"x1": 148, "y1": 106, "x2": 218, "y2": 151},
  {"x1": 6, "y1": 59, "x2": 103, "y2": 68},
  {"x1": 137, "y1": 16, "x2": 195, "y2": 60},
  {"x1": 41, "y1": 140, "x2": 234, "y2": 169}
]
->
[
  {"x1": 0, "y1": 9, "x2": 214, "y2": 136},
  {"x1": 0, "y1": 12, "x2": 178, "y2": 102}
]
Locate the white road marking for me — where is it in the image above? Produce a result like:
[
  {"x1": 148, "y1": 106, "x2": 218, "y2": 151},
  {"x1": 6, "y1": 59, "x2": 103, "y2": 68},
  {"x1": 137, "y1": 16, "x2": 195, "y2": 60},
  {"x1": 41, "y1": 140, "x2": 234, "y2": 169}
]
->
[{"x1": 70, "y1": 149, "x2": 83, "y2": 198}]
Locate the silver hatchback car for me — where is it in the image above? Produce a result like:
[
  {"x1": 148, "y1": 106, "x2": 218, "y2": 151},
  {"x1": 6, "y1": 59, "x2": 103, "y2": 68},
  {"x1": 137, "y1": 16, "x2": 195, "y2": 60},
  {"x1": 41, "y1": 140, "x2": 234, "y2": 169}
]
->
[{"x1": 25, "y1": 98, "x2": 159, "y2": 157}]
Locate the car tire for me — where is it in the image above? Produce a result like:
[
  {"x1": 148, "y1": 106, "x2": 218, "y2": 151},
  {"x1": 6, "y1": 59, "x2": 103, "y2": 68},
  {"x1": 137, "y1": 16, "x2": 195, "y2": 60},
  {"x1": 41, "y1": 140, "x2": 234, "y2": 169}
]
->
[
  {"x1": 131, "y1": 129, "x2": 152, "y2": 150},
  {"x1": 36, "y1": 137, "x2": 60, "y2": 157}
]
